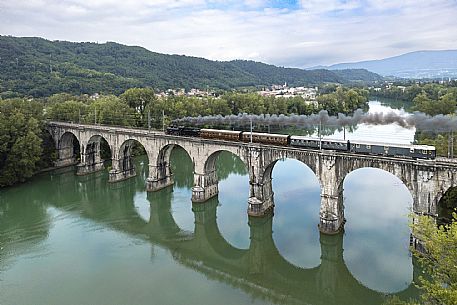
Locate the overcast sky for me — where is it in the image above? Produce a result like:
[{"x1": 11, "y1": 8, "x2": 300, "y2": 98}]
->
[{"x1": 1, "y1": 0, "x2": 457, "y2": 67}]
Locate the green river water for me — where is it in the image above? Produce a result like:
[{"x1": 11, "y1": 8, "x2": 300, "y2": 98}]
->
[{"x1": 0, "y1": 147, "x2": 419, "y2": 305}]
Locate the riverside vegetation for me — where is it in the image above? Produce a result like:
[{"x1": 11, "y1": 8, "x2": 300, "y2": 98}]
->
[
  {"x1": 0, "y1": 86, "x2": 368, "y2": 187},
  {"x1": 386, "y1": 213, "x2": 457, "y2": 305},
  {"x1": 372, "y1": 82, "x2": 457, "y2": 157}
]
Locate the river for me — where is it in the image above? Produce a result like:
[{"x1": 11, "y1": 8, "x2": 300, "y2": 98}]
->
[{"x1": 0, "y1": 100, "x2": 420, "y2": 305}]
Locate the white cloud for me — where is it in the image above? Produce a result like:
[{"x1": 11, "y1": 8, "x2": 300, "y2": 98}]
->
[{"x1": 1, "y1": 0, "x2": 456, "y2": 67}]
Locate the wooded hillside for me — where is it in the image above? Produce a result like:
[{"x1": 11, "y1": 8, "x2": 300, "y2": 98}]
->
[{"x1": 0, "y1": 36, "x2": 382, "y2": 97}]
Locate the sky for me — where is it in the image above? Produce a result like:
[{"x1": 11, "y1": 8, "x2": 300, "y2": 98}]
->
[{"x1": 1, "y1": 0, "x2": 457, "y2": 67}]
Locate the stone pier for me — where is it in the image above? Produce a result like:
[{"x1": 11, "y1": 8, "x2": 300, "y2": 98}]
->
[{"x1": 192, "y1": 170, "x2": 219, "y2": 202}]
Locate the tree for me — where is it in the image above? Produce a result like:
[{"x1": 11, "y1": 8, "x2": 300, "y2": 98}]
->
[
  {"x1": 46, "y1": 100, "x2": 88, "y2": 122},
  {"x1": 413, "y1": 92, "x2": 432, "y2": 113},
  {"x1": 120, "y1": 87, "x2": 157, "y2": 120},
  {"x1": 317, "y1": 94, "x2": 339, "y2": 114},
  {"x1": 410, "y1": 214, "x2": 457, "y2": 305},
  {"x1": 87, "y1": 95, "x2": 137, "y2": 126},
  {"x1": 413, "y1": 91, "x2": 456, "y2": 116},
  {"x1": 207, "y1": 97, "x2": 231, "y2": 116},
  {"x1": 386, "y1": 214, "x2": 457, "y2": 305},
  {"x1": 434, "y1": 93, "x2": 457, "y2": 116},
  {"x1": 0, "y1": 99, "x2": 44, "y2": 186},
  {"x1": 47, "y1": 92, "x2": 88, "y2": 104}
]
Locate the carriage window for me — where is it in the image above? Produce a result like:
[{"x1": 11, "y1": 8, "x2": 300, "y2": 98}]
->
[
  {"x1": 366, "y1": 145, "x2": 371, "y2": 149},
  {"x1": 410, "y1": 148, "x2": 414, "y2": 153},
  {"x1": 356, "y1": 144, "x2": 360, "y2": 148},
  {"x1": 384, "y1": 146, "x2": 389, "y2": 150},
  {"x1": 422, "y1": 150, "x2": 427, "y2": 154}
]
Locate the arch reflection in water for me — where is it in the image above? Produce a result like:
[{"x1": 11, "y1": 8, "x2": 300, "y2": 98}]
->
[
  {"x1": 343, "y1": 168, "x2": 413, "y2": 293},
  {"x1": 52, "y1": 173, "x2": 420, "y2": 305},
  {"x1": 65, "y1": 152, "x2": 418, "y2": 300},
  {"x1": 214, "y1": 151, "x2": 250, "y2": 249},
  {"x1": 162, "y1": 148, "x2": 250, "y2": 249},
  {"x1": 167, "y1": 147, "x2": 195, "y2": 232},
  {"x1": 159, "y1": 200, "x2": 418, "y2": 305},
  {"x1": 270, "y1": 158, "x2": 321, "y2": 268},
  {"x1": 0, "y1": 153, "x2": 421, "y2": 305}
]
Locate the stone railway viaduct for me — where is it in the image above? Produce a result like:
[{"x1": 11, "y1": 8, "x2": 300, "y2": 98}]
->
[{"x1": 47, "y1": 121, "x2": 457, "y2": 234}]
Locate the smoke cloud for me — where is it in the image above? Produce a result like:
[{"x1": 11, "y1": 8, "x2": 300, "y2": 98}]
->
[{"x1": 173, "y1": 109, "x2": 457, "y2": 132}]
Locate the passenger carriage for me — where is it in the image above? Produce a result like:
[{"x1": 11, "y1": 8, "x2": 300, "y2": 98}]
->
[
  {"x1": 350, "y1": 140, "x2": 436, "y2": 159},
  {"x1": 200, "y1": 129, "x2": 242, "y2": 141},
  {"x1": 290, "y1": 136, "x2": 349, "y2": 151},
  {"x1": 241, "y1": 132, "x2": 290, "y2": 146}
]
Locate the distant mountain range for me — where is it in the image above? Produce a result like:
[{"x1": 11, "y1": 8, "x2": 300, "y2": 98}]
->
[
  {"x1": 0, "y1": 36, "x2": 382, "y2": 97},
  {"x1": 311, "y1": 50, "x2": 457, "y2": 79}
]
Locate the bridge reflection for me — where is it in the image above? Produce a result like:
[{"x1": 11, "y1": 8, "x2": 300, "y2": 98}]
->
[{"x1": 44, "y1": 161, "x2": 420, "y2": 305}]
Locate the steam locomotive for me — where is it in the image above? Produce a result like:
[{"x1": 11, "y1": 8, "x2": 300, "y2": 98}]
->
[{"x1": 166, "y1": 126, "x2": 436, "y2": 160}]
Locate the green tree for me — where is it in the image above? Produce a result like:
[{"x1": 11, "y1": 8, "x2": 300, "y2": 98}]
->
[
  {"x1": 46, "y1": 100, "x2": 88, "y2": 122},
  {"x1": 47, "y1": 93, "x2": 89, "y2": 104},
  {"x1": 87, "y1": 95, "x2": 137, "y2": 126},
  {"x1": 0, "y1": 99, "x2": 44, "y2": 186},
  {"x1": 317, "y1": 93, "x2": 339, "y2": 114},
  {"x1": 414, "y1": 91, "x2": 456, "y2": 116},
  {"x1": 411, "y1": 215, "x2": 457, "y2": 305},
  {"x1": 434, "y1": 93, "x2": 457, "y2": 115},
  {"x1": 120, "y1": 87, "x2": 157, "y2": 120},
  {"x1": 207, "y1": 97, "x2": 231, "y2": 116},
  {"x1": 386, "y1": 214, "x2": 457, "y2": 305}
]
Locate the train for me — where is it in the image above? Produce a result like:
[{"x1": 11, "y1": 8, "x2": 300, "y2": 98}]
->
[{"x1": 166, "y1": 126, "x2": 436, "y2": 160}]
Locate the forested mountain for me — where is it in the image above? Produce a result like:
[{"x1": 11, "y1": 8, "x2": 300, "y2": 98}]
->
[{"x1": 0, "y1": 36, "x2": 382, "y2": 97}]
